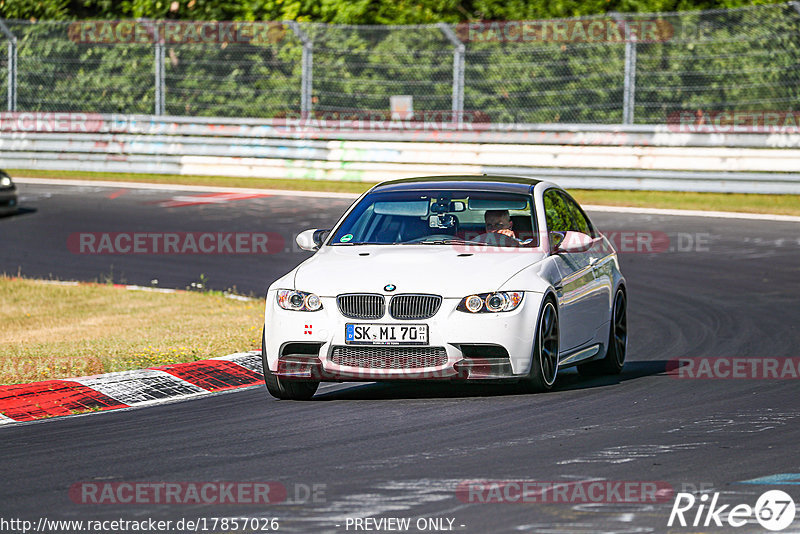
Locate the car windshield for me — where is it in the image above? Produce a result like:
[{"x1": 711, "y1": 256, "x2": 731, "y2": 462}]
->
[{"x1": 330, "y1": 190, "x2": 538, "y2": 247}]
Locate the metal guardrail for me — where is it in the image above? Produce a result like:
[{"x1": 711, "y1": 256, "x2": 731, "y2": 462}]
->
[{"x1": 1, "y1": 113, "x2": 799, "y2": 194}]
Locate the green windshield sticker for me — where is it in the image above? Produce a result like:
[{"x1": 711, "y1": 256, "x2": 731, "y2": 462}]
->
[{"x1": 340, "y1": 234, "x2": 353, "y2": 242}]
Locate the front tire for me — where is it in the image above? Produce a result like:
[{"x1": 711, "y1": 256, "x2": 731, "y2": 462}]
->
[
  {"x1": 578, "y1": 288, "x2": 627, "y2": 376},
  {"x1": 261, "y1": 327, "x2": 319, "y2": 400},
  {"x1": 522, "y1": 298, "x2": 559, "y2": 392}
]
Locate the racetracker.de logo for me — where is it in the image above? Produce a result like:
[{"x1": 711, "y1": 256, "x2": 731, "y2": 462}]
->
[
  {"x1": 667, "y1": 110, "x2": 800, "y2": 133},
  {"x1": 0, "y1": 112, "x2": 105, "y2": 133},
  {"x1": 67, "y1": 232, "x2": 284, "y2": 255},
  {"x1": 456, "y1": 480, "x2": 674, "y2": 503},
  {"x1": 68, "y1": 21, "x2": 287, "y2": 44},
  {"x1": 450, "y1": 231, "x2": 706, "y2": 254},
  {"x1": 275, "y1": 110, "x2": 489, "y2": 133},
  {"x1": 667, "y1": 357, "x2": 800, "y2": 379},
  {"x1": 68, "y1": 482, "x2": 287, "y2": 505},
  {"x1": 457, "y1": 19, "x2": 674, "y2": 43}
]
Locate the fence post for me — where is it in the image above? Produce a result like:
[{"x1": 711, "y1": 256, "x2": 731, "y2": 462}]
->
[
  {"x1": 612, "y1": 13, "x2": 637, "y2": 125},
  {"x1": 285, "y1": 21, "x2": 313, "y2": 118},
  {"x1": 0, "y1": 20, "x2": 17, "y2": 112},
  {"x1": 154, "y1": 24, "x2": 165, "y2": 116},
  {"x1": 438, "y1": 23, "x2": 465, "y2": 125}
]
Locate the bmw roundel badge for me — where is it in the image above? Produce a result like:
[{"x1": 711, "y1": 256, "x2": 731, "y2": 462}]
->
[{"x1": 384, "y1": 284, "x2": 396, "y2": 292}]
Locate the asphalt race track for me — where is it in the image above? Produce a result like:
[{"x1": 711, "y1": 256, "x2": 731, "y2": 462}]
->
[{"x1": 1, "y1": 182, "x2": 799, "y2": 534}]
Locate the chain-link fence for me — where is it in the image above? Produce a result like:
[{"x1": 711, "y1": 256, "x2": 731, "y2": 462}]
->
[{"x1": 0, "y1": 2, "x2": 799, "y2": 124}]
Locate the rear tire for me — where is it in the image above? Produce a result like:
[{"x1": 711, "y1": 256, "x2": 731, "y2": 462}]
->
[
  {"x1": 522, "y1": 298, "x2": 559, "y2": 393},
  {"x1": 261, "y1": 327, "x2": 319, "y2": 400},
  {"x1": 577, "y1": 288, "x2": 627, "y2": 376}
]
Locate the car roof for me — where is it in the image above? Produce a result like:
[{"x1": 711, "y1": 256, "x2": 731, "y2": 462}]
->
[{"x1": 370, "y1": 175, "x2": 546, "y2": 194}]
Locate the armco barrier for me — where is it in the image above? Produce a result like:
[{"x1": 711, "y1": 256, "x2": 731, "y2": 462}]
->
[{"x1": 1, "y1": 114, "x2": 799, "y2": 194}]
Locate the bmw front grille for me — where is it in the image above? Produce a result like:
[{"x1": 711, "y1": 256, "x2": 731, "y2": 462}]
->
[
  {"x1": 388, "y1": 294, "x2": 442, "y2": 320},
  {"x1": 337, "y1": 293, "x2": 385, "y2": 320},
  {"x1": 336, "y1": 293, "x2": 442, "y2": 320}
]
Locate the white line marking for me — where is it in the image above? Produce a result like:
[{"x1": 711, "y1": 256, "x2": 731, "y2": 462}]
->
[
  {"x1": 31, "y1": 280, "x2": 255, "y2": 301},
  {"x1": 14, "y1": 177, "x2": 361, "y2": 199},
  {"x1": 583, "y1": 204, "x2": 800, "y2": 222}
]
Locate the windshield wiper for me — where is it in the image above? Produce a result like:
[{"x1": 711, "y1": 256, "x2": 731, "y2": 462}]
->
[
  {"x1": 406, "y1": 239, "x2": 489, "y2": 246},
  {"x1": 332, "y1": 242, "x2": 399, "y2": 246}
]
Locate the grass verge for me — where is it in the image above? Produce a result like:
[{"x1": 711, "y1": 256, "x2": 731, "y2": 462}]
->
[
  {"x1": 0, "y1": 276, "x2": 263, "y2": 385},
  {"x1": 11, "y1": 168, "x2": 800, "y2": 216},
  {"x1": 570, "y1": 189, "x2": 800, "y2": 216}
]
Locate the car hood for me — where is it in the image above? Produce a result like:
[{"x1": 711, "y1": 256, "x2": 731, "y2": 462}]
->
[{"x1": 292, "y1": 245, "x2": 547, "y2": 297}]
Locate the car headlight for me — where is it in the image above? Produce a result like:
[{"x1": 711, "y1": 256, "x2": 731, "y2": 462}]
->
[
  {"x1": 277, "y1": 289, "x2": 323, "y2": 311},
  {"x1": 458, "y1": 291, "x2": 524, "y2": 313},
  {"x1": 0, "y1": 176, "x2": 11, "y2": 188}
]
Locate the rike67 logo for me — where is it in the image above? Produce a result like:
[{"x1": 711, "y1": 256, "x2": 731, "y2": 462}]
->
[{"x1": 668, "y1": 490, "x2": 796, "y2": 531}]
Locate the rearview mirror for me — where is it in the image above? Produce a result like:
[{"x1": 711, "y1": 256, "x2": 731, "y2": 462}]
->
[
  {"x1": 374, "y1": 200, "x2": 429, "y2": 217},
  {"x1": 552, "y1": 231, "x2": 594, "y2": 254},
  {"x1": 296, "y1": 228, "x2": 330, "y2": 251}
]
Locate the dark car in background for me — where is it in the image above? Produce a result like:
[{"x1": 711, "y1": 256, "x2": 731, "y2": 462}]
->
[{"x1": 0, "y1": 170, "x2": 18, "y2": 215}]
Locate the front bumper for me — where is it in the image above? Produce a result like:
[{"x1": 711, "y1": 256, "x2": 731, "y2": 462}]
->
[{"x1": 264, "y1": 292, "x2": 543, "y2": 381}]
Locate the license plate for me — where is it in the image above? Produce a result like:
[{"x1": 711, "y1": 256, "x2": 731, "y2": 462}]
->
[{"x1": 345, "y1": 323, "x2": 428, "y2": 345}]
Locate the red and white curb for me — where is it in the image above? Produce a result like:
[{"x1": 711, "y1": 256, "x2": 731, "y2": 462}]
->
[{"x1": 0, "y1": 351, "x2": 264, "y2": 425}]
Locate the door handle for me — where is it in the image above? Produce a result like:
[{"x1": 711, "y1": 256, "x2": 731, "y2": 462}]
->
[{"x1": 589, "y1": 257, "x2": 599, "y2": 267}]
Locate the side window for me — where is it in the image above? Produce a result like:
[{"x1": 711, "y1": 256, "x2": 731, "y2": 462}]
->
[
  {"x1": 543, "y1": 189, "x2": 571, "y2": 233},
  {"x1": 559, "y1": 192, "x2": 594, "y2": 236}
]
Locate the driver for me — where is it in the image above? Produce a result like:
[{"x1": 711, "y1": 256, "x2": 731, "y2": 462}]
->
[{"x1": 484, "y1": 209, "x2": 516, "y2": 239}]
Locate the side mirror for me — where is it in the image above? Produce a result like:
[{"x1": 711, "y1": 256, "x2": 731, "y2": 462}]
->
[
  {"x1": 296, "y1": 229, "x2": 330, "y2": 251},
  {"x1": 552, "y1": 231, "x2": 594, "y2": 254}
]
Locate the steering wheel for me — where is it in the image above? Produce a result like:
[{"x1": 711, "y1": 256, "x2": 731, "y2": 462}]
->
[{"x1": 472, "y1": 232, "x2": 521, "y2": 247}]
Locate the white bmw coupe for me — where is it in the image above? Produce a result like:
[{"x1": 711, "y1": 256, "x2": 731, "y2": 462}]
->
[{"x1": 262, "y1": 176, "x2": 627, "y2": 399}]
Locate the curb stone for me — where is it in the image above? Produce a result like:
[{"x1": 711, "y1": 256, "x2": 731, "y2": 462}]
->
[{"x1": 0, "y1": 351, "x2": 264, "y2": 425}]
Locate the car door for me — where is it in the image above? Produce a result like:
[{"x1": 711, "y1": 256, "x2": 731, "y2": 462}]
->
[
  {"x1": 560, "y1": 191, "x2": 613, "y2": 338},
  {"x1": 544, "y1": 189, "x2": 604, "y2": 352}
]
